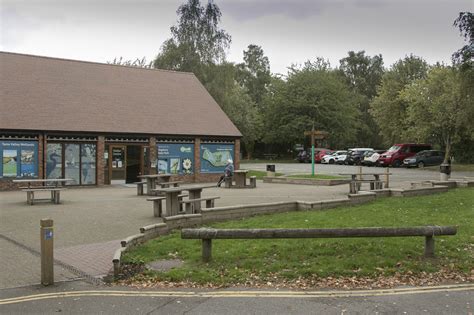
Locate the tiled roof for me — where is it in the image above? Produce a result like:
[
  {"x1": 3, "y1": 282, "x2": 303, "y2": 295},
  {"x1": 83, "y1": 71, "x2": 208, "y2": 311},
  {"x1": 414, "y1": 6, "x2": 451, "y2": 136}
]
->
[{"x1": 0, "y1": 52, "x2": 242, "y2": 137}]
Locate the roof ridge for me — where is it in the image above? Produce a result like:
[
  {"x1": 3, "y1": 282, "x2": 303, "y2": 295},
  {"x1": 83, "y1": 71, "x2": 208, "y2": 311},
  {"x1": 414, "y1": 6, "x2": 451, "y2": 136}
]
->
[{"x1": 0, "y1": 51, "x2": 196, "y2": 76}]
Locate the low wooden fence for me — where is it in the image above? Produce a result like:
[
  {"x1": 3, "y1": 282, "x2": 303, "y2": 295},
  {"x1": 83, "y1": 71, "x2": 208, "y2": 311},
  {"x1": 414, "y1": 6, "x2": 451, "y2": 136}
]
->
[{"x1": 181, "y1": 226, "x2": 457, "y2": 262}]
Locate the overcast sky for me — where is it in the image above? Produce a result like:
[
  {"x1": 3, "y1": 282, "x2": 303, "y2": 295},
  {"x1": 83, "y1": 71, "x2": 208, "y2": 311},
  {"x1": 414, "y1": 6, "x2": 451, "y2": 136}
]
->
[{"x1": 1, "y1": 0, "x2": 472, "y2": 75}]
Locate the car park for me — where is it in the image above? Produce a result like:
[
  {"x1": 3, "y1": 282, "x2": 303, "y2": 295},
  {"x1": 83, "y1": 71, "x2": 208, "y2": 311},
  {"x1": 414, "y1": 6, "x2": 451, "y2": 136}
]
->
[
  {"x1": 403, "y1": 150, "x2": 445, "y2": 168},
  {"x1": 345, "y1": 148, "x2": 373, "y2": 165},
  {"x1": 322, "y1": 150, "x2": 347, "y2": 164},
  {"x1": 378, "y1": 143, "x2": 432, "y2": 167},
  {"x1": 361, "y1": 150, "x2": 385, "y2": 167}
]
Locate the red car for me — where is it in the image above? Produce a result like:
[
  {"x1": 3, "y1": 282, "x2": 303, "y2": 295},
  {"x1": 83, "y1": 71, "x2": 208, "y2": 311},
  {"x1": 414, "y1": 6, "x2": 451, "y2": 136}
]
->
[
  {"x1": 314, "y1": 149, "x2": 333, "y2": 163},
  {"x1": 378, "y1": 143, "x2": 432, "y2": 167}
]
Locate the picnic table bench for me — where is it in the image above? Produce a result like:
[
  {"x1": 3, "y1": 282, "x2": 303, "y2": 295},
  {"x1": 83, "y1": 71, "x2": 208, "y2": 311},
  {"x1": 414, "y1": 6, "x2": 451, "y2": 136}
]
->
[
  {"x1": 13, "y1": 178, "x2": 72, "y2": 205},
  {"x1": 182, "y1": 226, "x2": 457, "y2": 262},
  {"x1": 181, "y1": 196, "x2": 220, "y2": 214},
  {"x1": 147, "y1": 193, "x2": 188, "y2": 217},
  {"x1": 137, "y1": 174, "x2": 172, "y2": 195},
  {"x1": 340, "y1": 172, "x2": 391, "y2": 194}
]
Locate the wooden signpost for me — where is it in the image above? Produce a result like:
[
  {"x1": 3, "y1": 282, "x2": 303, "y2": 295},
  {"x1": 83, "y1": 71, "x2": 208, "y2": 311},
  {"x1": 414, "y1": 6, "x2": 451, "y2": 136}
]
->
[{"x1": 304, "y1": 125, "x2": 328, "y2": 176}]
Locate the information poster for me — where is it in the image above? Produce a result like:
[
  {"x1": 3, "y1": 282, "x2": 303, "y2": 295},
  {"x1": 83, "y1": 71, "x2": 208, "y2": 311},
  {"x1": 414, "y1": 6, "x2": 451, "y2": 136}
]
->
[
  {"x1": 157, "y1": 143, "x2": 194, "y2": 175},
  {"x1": 0, "y1": 141, "x2": 38, "y2": 178},
  {"x1": 200, "y1": 143, "x2": 234, "y2": 173}
]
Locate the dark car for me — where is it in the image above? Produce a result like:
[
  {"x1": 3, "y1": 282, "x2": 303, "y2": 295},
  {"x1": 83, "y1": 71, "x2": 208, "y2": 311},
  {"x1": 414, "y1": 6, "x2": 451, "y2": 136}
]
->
[
  {"x1": 403, "y1": 150, "x2": 445, "y2": 168},
  {"x1": 296, "y1": 148, "x2": 329, "y2": 163},
  {"x1": 345, "y1": 148, "x2": 373, "y2": 165}
]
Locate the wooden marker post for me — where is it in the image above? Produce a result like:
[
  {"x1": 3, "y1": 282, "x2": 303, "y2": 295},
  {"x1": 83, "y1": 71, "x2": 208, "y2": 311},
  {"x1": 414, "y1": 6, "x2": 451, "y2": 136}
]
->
[
  {"x1": 40, "y1": 219, "x2": 54, "y2": 286},
  {"x1": 304, "y1": 126, "x2": 328, "y2": 176}
]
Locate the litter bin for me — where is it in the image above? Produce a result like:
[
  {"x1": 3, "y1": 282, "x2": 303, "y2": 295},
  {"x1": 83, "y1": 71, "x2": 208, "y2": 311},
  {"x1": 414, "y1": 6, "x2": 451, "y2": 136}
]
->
[
  {"x1": 439, "y1": 163, "x2": 451, "y2": 181},
  {"x1": 266, "y1": 164, "x2": 275, "y2": 177}
]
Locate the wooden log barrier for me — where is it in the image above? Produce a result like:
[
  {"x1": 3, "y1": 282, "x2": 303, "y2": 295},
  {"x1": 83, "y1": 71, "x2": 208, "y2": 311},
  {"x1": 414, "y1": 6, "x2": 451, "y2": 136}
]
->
[{"x1": 182, "y1": 226, "x2": 457, "y2": 262}]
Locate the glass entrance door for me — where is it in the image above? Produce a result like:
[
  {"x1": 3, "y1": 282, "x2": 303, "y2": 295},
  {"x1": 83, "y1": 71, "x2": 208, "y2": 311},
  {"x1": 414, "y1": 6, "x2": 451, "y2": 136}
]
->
[{"x1": 110, "y1": 146, "x2": 126, "y2": 180}]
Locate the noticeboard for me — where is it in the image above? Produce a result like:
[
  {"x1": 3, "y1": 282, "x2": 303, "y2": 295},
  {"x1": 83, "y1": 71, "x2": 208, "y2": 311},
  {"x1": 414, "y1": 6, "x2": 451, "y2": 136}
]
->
[
  {"x1": 0, "y1": 141, "x2": 39, "y2": 178},
  {"x1": 157, "y1": 143, "x2": 194, "y2": 175},
  {"x1": 200, "y1": 143, "x2": 234, "y2": 173}
]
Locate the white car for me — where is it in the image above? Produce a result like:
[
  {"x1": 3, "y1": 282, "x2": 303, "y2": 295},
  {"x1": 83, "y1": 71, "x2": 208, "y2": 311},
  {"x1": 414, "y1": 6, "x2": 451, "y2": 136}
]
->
[{"x1": 321, "y1": 151, "x2": 347, "y2": 164}]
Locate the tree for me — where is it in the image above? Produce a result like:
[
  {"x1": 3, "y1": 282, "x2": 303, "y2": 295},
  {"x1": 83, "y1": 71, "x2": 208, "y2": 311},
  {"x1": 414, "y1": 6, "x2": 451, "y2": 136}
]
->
[
  {"x1": 153, "y1": 0, "x2": 231, "y2": 80},
  {"x1": 339, "y1": 51, "x2": 384, "y2": 147},
  {"x1": 452, "y1": 12, "x2": 473, "y2": 69},
  {"x1": 108, "y1": 57, "x2": 153, "y2": 68},
  {"x1": 401, "y1": 66, "x2": 474, "y2": 162},
  {"x1": 263, "y1": 62, "x2": 358, "y2": 150},
  {"x1": 370, "y1": 55, "x2": 429, "y2": 145},
  {"x1": 236, "y1": 44, "x2": 271, "y2": 106}
]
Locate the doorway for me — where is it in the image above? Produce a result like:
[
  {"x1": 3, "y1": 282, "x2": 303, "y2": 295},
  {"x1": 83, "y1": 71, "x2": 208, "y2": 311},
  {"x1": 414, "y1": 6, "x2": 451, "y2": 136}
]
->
[{"x1": 126, "y1": 145, "x2": 141, "y2": 183}]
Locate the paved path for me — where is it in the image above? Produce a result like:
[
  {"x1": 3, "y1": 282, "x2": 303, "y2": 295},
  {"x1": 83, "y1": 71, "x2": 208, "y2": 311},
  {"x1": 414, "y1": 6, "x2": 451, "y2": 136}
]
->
[{"x1": 1, "y1": 164, "x2": 472, "y2": 290}]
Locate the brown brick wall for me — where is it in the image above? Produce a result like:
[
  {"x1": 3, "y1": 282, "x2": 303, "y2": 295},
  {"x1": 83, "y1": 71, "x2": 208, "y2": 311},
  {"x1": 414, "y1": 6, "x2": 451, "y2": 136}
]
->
[
  {"x1": 97, "y1": 136, "x2": 105, "y2": 186},
  {"x1": 149, "y1": 136, "x2": 157, "y2": 175}
]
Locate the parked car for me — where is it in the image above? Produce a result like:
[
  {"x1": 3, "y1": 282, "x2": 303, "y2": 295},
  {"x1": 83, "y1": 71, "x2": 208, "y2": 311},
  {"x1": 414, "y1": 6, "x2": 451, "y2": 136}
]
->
[
  {"x1": 296, "y1": 150, "x2": 310, "y2": 163},
  {"x1": 403, "y1": 150, "x2": 445, "y2": 168},
  {"x1": 321, "y1": 150, "x2": 348, "y2": 164},
  {"x1": 361, "y1": 150, "x2": 385, "y2": 167},
  {"x1": 314, "y1": 149, "x2": 333, "y2": 163},
  {"x1": 345, "y1": 148, "x2": 374, "y2": 165},
  {"x1": 378, "y1": 143, "x2": 432, "y2": 167}
]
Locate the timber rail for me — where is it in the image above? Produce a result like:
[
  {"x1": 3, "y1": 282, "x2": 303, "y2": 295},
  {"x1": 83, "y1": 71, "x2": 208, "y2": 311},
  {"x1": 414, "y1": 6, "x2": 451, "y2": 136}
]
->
[{"x1": 182, "y1": 226, "x2": 457, "y2": 262}]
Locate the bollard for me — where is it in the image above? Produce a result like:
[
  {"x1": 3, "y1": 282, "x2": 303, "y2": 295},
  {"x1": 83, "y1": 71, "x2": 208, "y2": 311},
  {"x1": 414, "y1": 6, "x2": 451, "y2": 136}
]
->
[
  {"x1": 385, "y1": 167, "x2": 390, "y2": 188},
  {"x1": 40, "y1": 219, "x2": 54, "y2": 286}
]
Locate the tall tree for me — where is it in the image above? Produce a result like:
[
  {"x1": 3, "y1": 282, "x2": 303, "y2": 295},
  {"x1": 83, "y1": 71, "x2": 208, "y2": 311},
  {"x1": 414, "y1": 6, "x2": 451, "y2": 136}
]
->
[
  {"x1": 153, "y1": 0, "x2": 231, "y2": 80},
  {"x1": 263, "y1": 62, "x2": 358, "y2": 149},
  {"x1": 236, "y1": 44, "x2": 271, "y2": 106},
  {"x1": 370, "y1": 55, "x2": 429, "y2": 145},
  {"x1": 339, "y1": 51, "x2": 384, "y2": 147},
  {"x1": 401, "y1": 66, "x2": 474, "y2": 162},
  {"x1": 452, "y1": 12, "x2": 473, "y2": 69}
]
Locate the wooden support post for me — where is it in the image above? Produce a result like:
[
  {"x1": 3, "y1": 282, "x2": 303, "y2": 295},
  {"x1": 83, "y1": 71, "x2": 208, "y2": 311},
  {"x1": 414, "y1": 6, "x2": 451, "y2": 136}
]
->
[
  {"x1": 202, "y1": 239, "x2": 212, "y2": 262},
  {"x1": 385, "y1": 167, "x2": 390, "y2": 188},
  {"x1": 153, "y1": 200, "x2": 162, "y2": 217},
  {"x1": 40, "y1": 219, "x2": 54, "y2": 286},
  {"x1": 424, "y1": 236, "x2": 435, "y2": 258}
]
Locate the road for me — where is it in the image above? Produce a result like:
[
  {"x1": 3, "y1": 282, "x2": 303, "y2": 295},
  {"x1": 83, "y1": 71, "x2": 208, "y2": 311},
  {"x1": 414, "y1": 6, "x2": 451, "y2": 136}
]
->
[
  {"x1": 0, "y1": 281, "x2": 473, "y2": 314},
  {"x1": 242, "y1": 162, "x2": 474, "y2": 188}
]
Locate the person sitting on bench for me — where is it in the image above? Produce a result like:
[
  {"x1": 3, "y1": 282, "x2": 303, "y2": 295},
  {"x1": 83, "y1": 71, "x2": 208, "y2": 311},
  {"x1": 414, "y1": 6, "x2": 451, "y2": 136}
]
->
[{"x1": 217, "y1": 159, "x2": 234, "y2": 187}]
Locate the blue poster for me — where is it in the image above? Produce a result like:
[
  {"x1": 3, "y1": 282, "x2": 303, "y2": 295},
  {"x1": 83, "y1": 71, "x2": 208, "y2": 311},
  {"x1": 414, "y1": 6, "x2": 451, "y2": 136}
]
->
[
  {"x1": 157, "y1": 143, "x2": 194, "y2": 175},
  {"x1": 0, "y1": 141, "x2": 39, "y2": 178},
  {"x1": 200, "y1": 143, "x2": 235, "y2": 173}
]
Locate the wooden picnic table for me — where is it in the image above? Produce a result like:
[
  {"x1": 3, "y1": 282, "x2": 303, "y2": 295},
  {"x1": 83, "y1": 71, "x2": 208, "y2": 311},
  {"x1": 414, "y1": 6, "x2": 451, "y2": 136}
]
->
[
  {"x1": 153, "y1": 183, "x2": 216, "y2": 216},
  {"x1": 233, "y1": 170, "x2": 249, "y2": 188},
  {"x1": 12, "y1": 178, "x2": 73, "y2": 205},
  {"x1": 137, "y1": 174, "x2": 172, "y2": 195}
]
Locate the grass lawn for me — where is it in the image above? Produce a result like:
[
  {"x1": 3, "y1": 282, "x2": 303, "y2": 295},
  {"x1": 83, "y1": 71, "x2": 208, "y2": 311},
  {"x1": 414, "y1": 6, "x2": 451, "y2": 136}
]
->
[
  {"x1": 241, "y1": 159, "x2": 296, "y2": 164},
  {"x1": 424, "y1": 164, "x2": 474, "y2": 172},
  {"x1": 122, "y1": 188, "x2": 473, "y2": 286},
  {"x1": 241, "y1": 170, "x2": 283, "y2": 180},
  {"x1": 287, "y1": 174, "x2": 344, "y2": 180}
]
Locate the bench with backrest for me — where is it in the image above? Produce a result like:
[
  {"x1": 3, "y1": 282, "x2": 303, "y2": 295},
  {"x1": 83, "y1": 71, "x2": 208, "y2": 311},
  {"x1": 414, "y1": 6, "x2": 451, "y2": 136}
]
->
[
  {"x1": 180, "y1": 196, "x2": 220, "y2": 214},
  {"x1": 182, "y1": 226, "x2": 457, "y2": 262},
  {"x1": 147, "y1": 193, "x2": 188, "y2": 217},
  {"x1": 22, "y1": 187, "x2": 66, "y2": 205},
  {"x1": 134, "y1": 181, "x2": 146, "y2": 196}
]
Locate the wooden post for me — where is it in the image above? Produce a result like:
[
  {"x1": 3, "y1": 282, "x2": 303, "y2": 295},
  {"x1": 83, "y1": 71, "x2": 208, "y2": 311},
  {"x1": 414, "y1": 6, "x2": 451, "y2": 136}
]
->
[
  {"x1": 40, "y1": 219, "x2": 54, "y2": 286},
  {"x1": 385, "y1": 167, "x2": 390, "y2": 188},
  {"x1": 424, "y1": 236, "x2": 435, "y2": 258},
  {"x1": 202, "y1": 239, "x2": 212, "y2": 262}
]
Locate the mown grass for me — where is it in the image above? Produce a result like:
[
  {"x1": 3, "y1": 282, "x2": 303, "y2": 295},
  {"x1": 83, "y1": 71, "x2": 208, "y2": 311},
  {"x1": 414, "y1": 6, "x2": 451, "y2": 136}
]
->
[
  {"x1": 241, "y1": 170, "x2": 283, "y2": 180},
  {"x1": 424, "y1": 164, "x2": 474, "y2": 172},
  {"x1": 240, "y1": 159, "x2": 296, "y2": 164},
  {"x1": 123, "y1": 188, "x2": 474, "y2": 285},
  {"x1": 287, "y1": 174, "x2": 344, "y2": 180}
]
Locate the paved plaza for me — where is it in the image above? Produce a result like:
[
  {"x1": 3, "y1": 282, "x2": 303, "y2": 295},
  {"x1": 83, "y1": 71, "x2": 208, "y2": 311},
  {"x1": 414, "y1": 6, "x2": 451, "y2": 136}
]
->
[{"x1": 1, "y1": 164, "x2": 472, "y2": 290}]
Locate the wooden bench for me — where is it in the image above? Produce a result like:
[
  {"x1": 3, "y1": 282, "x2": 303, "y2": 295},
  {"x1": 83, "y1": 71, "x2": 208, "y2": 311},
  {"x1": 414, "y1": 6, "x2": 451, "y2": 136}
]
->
[
  {"x1": 249, "y1": 176, "x2": 257, "y2": 188},
  {"x1": 349, "y1": 179, "x2": 383, "y2": 194},
  {"x1": 147, "y1": 193, "x2": 188, "y2": 217},
  {"x1": 180, "y1": 196, "x2": 220, "y2": 214},
  {"x1": 134, "y1": 181, "x2": 146, "y2": 196},
  {"x1": 22, "y1": 188, "x2": 66, "y2": 205},
  {"x1": 182, "y1": 226, "x2": 457, "y2": 262}
]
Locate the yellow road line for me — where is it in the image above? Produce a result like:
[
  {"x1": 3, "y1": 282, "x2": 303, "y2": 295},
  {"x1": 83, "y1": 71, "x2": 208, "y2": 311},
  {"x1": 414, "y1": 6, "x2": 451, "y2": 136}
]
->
[{"x1": 1, "y1": 284, "x2": 473, "y2": 305}]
